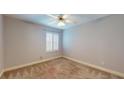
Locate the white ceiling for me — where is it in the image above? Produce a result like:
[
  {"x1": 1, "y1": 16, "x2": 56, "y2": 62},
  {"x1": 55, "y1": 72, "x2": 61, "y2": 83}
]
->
[{"x1": 6, "y1": 14, "x2": 109, "y2": 30}]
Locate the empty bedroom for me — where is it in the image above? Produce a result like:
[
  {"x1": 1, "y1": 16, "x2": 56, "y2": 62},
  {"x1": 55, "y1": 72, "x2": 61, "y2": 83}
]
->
[{"x1": 0, "y1": 14, "x2": 124, "y2": 79}]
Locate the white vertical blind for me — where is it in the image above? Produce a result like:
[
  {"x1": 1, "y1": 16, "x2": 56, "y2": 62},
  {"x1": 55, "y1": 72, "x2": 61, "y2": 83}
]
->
[
  {"x1": 46, "y1": 32, "x2": 53, "y2": 52},
  {"x1": 53, "y1": 33, "x2": 59, "y2": 51},
  {"x1": 46, "y1": 32, "x2": 59, "y2": 52}
]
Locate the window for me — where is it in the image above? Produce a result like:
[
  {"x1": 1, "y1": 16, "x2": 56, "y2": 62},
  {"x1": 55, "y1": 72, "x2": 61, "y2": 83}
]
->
[
  {"x1": 53, "y1": 33, "x2": 59, "y2": 51},
  {"x1": 46, "y1": 33, "x2": 53, "y2": 52},
  {"x1": 46, "y1": 32, "x2": 59, "y2": 52}
]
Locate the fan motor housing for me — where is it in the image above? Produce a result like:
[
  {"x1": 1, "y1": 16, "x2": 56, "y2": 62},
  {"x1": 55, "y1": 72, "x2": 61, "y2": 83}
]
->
[{"x1": 59, "y1": 17, "x2": 64, "y2": 21}]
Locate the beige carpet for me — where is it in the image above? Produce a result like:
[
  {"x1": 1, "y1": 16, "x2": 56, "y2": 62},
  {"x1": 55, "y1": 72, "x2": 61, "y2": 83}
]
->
[{"x1": 1, "y1": 57, "x2": 123, "y2": 79}]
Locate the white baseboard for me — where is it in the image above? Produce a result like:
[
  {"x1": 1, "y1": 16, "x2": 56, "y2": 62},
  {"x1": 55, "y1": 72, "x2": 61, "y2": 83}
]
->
[
  {"x1": 4, "y1": 56, "x2": 62, "y2": 72},
  {"x1": 63, "y1": 56, "x2": 124, "y2": 78}
]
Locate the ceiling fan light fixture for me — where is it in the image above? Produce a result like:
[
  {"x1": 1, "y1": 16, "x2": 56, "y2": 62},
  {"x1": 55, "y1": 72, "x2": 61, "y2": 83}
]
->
[{"x1": 58, "y1": 21, "x2": 65, "y2": 26}]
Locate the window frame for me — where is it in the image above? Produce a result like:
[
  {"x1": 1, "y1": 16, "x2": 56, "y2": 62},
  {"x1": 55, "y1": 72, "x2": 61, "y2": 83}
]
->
[{"x1": 46, "y1": 32, "x2": 59, "y2": 52}]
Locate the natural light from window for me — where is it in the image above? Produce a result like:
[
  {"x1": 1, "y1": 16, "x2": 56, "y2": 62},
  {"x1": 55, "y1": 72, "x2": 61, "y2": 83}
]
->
[{"x1": 46, "y1": 32, "x2": 59, "y2": 52}]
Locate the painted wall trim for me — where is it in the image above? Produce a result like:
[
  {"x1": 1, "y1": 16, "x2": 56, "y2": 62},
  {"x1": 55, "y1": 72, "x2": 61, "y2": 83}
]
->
[
  {"x1": 63, "y1": 56, "x2": 124, "y2": 78},
  {"x1": 4, "y1": 56, "x2": 62, "y2": 72}
]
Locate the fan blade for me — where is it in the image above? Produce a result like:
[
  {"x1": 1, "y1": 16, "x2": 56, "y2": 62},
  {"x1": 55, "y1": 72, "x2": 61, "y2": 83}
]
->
[
  {"x1": 65, "y1": 19, "x2": 78, "y2": 24},
  {"x1": 49, "y1": 20, "x2": 58, "y2": 25},
  {"x1": 47, "y1": 14, "x2": 58, "y2": 19},
  {"x1": 65, "y1": 19, "x2": 73, "y2": 23},
  {"x1": 63, "y1": 14, "x2": 70, "y2": 19}
]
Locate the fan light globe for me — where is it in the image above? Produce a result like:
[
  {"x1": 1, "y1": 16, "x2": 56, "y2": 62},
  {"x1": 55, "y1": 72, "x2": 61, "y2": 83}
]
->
[{"x1": 58, "y1": 21, "x2": 65, "y2": 26}]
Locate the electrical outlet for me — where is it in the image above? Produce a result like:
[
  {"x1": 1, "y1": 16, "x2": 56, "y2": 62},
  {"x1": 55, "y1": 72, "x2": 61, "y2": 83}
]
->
[{"x1": 40, "y1": 56, "x2": 43, "y2": 59}]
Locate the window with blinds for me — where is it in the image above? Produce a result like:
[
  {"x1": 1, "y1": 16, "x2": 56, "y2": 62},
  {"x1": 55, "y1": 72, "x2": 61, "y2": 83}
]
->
[{"x1": 46, "y1": 32, "x2": 59, "y2": 52}]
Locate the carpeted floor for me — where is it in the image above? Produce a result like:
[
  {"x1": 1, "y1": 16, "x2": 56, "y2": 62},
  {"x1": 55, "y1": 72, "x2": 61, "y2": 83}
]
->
[{"x1": 1, "y1": 57, "x2": 123, "y2": 79}]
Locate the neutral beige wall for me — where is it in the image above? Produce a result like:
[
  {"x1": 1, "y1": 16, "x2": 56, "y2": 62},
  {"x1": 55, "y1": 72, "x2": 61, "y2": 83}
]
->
[
  {"x1": 63, "y1": 15, "x2": 124, "y2": 73},
  {"x1": 4, "y1": 16, "x2": 63, "y2": 69},
  {"x1": 0, "y1": 15, "x2": 4, "y2": 72}
]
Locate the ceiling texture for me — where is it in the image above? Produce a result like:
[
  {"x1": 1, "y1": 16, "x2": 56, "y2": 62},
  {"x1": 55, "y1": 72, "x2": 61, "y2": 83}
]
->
[{"x1": 6, "y1": 14, "x2": 109, "y2": 30}]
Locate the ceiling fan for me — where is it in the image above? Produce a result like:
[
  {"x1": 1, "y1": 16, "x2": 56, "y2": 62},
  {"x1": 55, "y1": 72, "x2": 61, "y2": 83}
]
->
[{"x1": 47, "y1": 14, "x2": 74, "y2": 27}]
